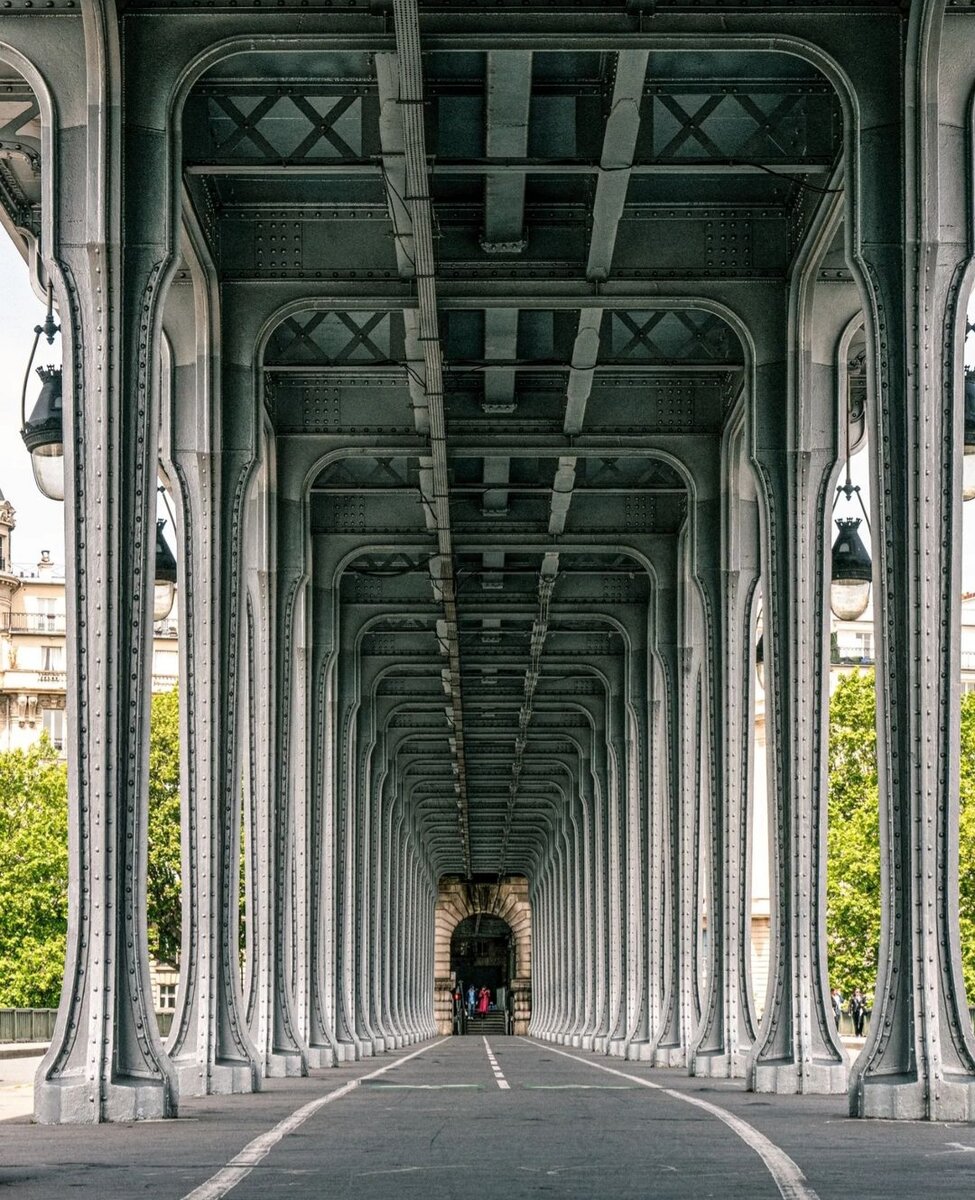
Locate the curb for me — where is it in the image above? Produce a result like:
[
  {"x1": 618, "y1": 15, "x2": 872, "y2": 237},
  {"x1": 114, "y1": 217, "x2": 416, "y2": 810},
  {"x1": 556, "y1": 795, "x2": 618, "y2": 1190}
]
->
[{"x1": 0, "y1": 1044, "x2": 47, "y2": 1061}]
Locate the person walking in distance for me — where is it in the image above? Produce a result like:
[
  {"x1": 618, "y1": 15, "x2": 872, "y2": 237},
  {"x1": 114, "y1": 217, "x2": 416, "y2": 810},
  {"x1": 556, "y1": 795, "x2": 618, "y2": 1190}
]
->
[
  {"x1": 830, "y1": 988, "x2": 843, "y2": 1024},
  {"x1": 466, "y1": 983, "x2": 476, "y2": 1019},
  {"x1": 850, "y1": 987, "x2": 867, "y2": 1037}
]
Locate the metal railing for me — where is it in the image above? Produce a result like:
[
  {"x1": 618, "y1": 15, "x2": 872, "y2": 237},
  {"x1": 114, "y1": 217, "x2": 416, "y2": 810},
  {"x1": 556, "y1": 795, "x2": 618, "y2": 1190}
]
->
[
  {"x1": 835, "y1": 1007, "x2": 975, "y2": 1039},
  {"x1": 0, "y1": 1008, "x2": 58, "y2": 1043},
  {"x1": 8, "y1": 561, "x2": 65, "y2": 581},
  {"x1": 832, "y1": 646, "x2": 975, "y2": 672},
  {"x1": 0, "y1": 613, "x2": 67, "y2": 634},
  {"x1": 0, "y1": 1007, "x2": 175, "y2": 1043}
]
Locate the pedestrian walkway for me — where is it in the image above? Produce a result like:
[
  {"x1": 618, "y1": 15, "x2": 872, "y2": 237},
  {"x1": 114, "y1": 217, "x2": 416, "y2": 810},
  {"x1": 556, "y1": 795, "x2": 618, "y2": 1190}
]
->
[
  {"x1": 0, "y1": 1053, "x2": 44, "y2": 1124},
  {"x1": 2, "y1": 1038, "x2": 974, "y2": 1198}
]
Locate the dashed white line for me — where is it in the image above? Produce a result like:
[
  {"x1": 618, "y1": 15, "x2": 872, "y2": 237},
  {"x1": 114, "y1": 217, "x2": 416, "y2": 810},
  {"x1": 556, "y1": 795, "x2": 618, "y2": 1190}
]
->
[
  {"x1": 483, "y1": 1036, "x2": 510, "y2": 1089},
  {"x1": 181, "y1": 1039, "x2": 447, "y2": 1200},
  {"x1": 519, "y1": 1038, "x2": 819, "y2": 1200}
]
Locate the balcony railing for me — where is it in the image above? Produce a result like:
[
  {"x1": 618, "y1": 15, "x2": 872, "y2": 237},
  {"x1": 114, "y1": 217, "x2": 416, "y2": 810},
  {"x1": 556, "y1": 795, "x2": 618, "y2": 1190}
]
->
[
  {"x1": 832, "y1": 649, "x2": 874, "y2": 666},
  {"x1": 832, "y1": 646, "x2": 975, "y2": 672},
  {"x1": 0, "y1": 613, "x2": 67, "y2": 634}
]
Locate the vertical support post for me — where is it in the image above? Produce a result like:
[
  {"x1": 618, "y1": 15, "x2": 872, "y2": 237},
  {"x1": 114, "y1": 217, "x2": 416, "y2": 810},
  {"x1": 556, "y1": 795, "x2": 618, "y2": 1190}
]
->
[
  {"x1": 690, "y1": 451, "x2": 759, "y2": 1077},
  {"x1": 163, "y1": 256, "x2": 259, "y2": 1097},
  {"x1": 748, "y1": 300, "x2": 847, "y2": 1094},
  {"x1": 36, "y1": 104, "x2": 179, "y2": 1122},
  {"x1": 848, "y1": 12, "x2": 975, "y2": 1118}
]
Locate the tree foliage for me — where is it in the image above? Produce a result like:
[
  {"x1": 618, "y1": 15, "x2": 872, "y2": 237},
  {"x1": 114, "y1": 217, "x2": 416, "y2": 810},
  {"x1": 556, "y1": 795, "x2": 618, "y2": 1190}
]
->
[
  {"x1": 957, "y1": 690, "x2": 975, "y2": 1003},
  {"x1": 0, "y1": 735, "x2": 68, "y2": 1007},
  {"x1": 826, "y1": 671, "x2": 881, "y2": 1001},
  {"x1": 0, "y1": 690, "x2": 182, "y2": 1008},
  {"x1": 147, "y1": 688, "x2": 182, "y2": 966},
  {"x1": 827, "y1": 669, "x2": 975, "y2": 1005}
]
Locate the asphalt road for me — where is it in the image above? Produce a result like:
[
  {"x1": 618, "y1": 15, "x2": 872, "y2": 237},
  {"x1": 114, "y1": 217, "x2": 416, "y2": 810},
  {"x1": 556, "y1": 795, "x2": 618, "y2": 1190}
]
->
[{"x1": 0, "y1": 1037, "x2": 973, "y2": 1199}]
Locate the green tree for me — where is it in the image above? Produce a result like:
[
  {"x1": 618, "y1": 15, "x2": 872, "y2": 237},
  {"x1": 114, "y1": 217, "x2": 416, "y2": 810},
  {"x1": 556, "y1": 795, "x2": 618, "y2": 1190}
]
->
[
  {"x1": 0, "y1": 690, "x2": 182, "y2": 1008},
  {"x1": 147, "y1": 688, "x2": 181, "y2": 966},
  {"x1": 826, "y1": 670, "x2": 881, "y2": 1000},
  {"x1": 827, "y1": 669, "x2": 975, "y2": 1005},
  {"x1": 0, "y1": 735, "x2": 68, "y2": 1007},
  {"x1": 957, "y1": 691, "x2": 975, "y2": 1001}
]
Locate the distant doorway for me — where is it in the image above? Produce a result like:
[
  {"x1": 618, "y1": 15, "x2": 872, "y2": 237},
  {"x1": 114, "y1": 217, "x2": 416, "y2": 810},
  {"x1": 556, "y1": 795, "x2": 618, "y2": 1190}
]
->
[
  {"x1": 433, "y1": 875, "x2": 532, "y2": 1035},
  {"x1": 451, "y1": 915, "x2": 513, "y2": 1002}
]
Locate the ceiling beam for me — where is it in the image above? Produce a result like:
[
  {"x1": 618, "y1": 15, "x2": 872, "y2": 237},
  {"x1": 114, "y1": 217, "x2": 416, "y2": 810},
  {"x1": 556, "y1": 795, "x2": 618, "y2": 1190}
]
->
[
  {"x1": 387, "y1": 0, "x2": 472, "y2": 876},
  {"x1": 185, "y1": 160, "x2": 831, "y2": 177},
  {"x1": 483, "y1": 50, "x2": 533, "y2": 252}
]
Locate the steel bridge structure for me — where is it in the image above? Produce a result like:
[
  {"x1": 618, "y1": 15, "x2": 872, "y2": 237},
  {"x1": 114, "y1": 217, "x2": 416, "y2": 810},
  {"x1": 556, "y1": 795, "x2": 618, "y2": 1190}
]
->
[{"x1": 0, "y1": 0, "x2": 974, "y2": 1129}]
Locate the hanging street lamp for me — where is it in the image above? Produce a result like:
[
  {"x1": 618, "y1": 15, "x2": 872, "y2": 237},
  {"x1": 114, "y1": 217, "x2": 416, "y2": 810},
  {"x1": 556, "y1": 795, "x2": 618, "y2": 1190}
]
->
[
  {"x1": 20, "y1": 282, "x2": 64, "y2": 501},
  {"x1": 963, "y1": 366, "x2": 975, "y2": 502},
  {"x1": 153, "y1": 519, "x2": 177, "y2": 622},
  {"x1": 829, "y1": 348, "x2": 873, "y2": 622},
  {"x1": 830, "y1": 516, "x2": 873, "y2": 622}
]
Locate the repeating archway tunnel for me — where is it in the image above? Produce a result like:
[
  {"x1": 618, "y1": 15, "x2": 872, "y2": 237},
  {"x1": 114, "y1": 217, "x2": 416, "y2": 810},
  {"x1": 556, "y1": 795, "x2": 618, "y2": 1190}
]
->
[{"x1": 2, "y1": 0, "x2": 975, "y2": 1128}]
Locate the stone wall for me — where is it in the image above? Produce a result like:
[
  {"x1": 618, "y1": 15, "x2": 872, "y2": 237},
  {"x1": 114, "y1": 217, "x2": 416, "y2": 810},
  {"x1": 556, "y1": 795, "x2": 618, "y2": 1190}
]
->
[{"x1": 434, "y1": 876, "x2": 532, "y2": 1035}]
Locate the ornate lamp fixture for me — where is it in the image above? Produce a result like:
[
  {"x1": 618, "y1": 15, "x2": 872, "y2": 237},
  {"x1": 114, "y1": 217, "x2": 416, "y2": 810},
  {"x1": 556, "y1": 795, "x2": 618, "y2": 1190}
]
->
[
  {"x1": 830, "y1": 350, "x2": 873, "y2": 622},
  {"x1": 830, "y1": 514, "x2": 872, "y2": 622},
  {"x1": 153, "y1": 519, "x2": 177, "y2": 622},
  {"x1": 20, "y1": 282, "x2": 63, "y2": 501},
  {"x1": 755, "y1": 629, "x2": 764, "y2": 691},
  {"x1": 963, "y1": 364, "x2": 975, "y2": 502}
]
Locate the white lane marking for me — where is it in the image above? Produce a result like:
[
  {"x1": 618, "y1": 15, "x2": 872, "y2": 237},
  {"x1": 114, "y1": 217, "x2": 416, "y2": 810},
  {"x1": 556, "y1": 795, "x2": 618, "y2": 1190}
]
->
[
  {"x1": 181, "y1": 1039, "x2": 447, "y2": 1200},
  {"x1": 364, "y1": 1083, "x2": 482, "y2": 1090},
  {"x1": 525, "y1": 1083, "x2": 633, "y2": 1089},
  {"x1": 482, "y1": 1037, "x2": 510, "y2": 1090},
  {"x1": 518, "y1": 1038, "x2": 819, "y2": 1200}
]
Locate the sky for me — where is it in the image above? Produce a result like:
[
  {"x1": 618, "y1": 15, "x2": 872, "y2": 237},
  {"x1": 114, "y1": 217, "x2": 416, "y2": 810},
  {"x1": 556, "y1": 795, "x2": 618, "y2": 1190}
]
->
[
  {"x1": 0, "y1": 232, "x2": 63, "y2": 567},
  {"x1": 0, "y1": 230, "x2": 973, "y2": 584}
]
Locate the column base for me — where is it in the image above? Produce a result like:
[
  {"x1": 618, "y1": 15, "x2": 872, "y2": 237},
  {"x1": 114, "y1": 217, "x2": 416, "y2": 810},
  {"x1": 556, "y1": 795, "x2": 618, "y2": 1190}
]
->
[
  {"x1": 625, "y1": 1041, "x2": 653, "y2": 1062},
  {"x1": 34, "y1": 1075, "x2": 177, "y2": 1125},
  {"x1": 265, "y1": 1050, "x2": 306, "y2": 1078},
  {"x1": 306, "y1": 1045, "x2": 336, "y2": 1069},
  {"x1": 751, "y1": 1056, "x2": 847, "y2": 1095},
  {"x1": 690, "y1": 1048, "x2": 750, "y2": 1079},
  {"x1": 852, "y1": 1073, "x2": 975, "y2": 1120},
  {"x1": 333, "y1": 1042, "x2": 358, "y2": 1063},
  {"x1": 607, "y1": 1038, "x2": 627, "y2": 1058},
  {"x1": 654, "y1": 1044, "x2": 686, "y2": 1069},
  {"x1": 171, "y1": 1057, "x2": 259, "y2": 1096}
]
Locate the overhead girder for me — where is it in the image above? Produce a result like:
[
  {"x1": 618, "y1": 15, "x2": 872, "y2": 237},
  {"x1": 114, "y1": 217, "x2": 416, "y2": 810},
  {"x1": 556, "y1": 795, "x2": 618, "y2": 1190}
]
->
[
  {"x1": 298, "y1": 403, "x2": 691, "y2": 1060},
  {"x1": 15, "y1": 0, "x2": 975, "y2": 1127}
]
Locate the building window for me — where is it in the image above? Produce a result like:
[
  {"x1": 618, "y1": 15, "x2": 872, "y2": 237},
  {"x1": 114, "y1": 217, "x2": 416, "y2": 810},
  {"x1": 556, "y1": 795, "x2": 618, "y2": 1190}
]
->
[
  {"x1": 152, "y1": 649, "x2": 179, "y2": 688},
  {"x1": 836, "y1": 630, "x2": 873, "y2": 663},
  {"x1": 42, "y1": 708, "x2": 65, "y2": 752},
  {"x1": 158, "y1": 983, "x2": 177, "y2": 1012},
  {"x1": 41, "y1": 644, "x2": 64, "y2": 672},
  {"x1": 29, "y1": 598, "x2": 63, "y2": 633}
]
